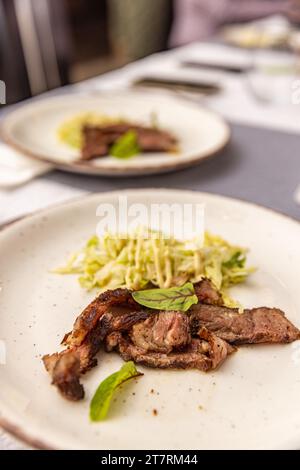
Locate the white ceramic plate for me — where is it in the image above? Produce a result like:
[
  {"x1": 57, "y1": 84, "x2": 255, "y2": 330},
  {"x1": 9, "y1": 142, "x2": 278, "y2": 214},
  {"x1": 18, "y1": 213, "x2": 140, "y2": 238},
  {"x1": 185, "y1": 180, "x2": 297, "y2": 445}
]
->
[
  {"x1": 0, "y1": 92, "x2": 230, "y2": 177},
  {"x1": 0, "y1": 189, "x2": 300, "y2": 450}
]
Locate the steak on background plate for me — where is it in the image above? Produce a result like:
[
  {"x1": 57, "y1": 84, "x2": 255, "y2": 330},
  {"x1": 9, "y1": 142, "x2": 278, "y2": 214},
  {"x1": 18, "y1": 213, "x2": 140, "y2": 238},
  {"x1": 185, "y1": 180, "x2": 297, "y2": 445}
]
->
[{"x1": 81, "y1": 123, "x2": 178, "y2": 161}]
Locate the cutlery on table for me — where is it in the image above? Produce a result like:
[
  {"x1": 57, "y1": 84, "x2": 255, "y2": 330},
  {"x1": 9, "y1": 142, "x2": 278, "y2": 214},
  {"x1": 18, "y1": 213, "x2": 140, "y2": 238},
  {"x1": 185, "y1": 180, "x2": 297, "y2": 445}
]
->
[
  {"x1": 180, "y1": 60, "x2": 251, "y2": 74},
  {"x1": 132, "y1": 77, "x2": 221, "y2": 95}
]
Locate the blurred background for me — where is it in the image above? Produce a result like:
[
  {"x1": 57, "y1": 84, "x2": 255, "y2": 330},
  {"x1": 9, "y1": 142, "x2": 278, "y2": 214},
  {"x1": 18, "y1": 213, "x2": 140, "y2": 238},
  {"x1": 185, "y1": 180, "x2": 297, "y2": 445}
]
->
[{"x1": 2, "y1": 0, "x2": 300, "y2": 104}]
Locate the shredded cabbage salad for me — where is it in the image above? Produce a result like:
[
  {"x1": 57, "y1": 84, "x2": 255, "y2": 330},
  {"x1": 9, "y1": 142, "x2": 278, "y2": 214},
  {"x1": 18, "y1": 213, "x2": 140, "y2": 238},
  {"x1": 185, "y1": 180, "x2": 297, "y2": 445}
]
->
[{"x1": 54, "y1": 229, "x2": 255, "y2": 308}]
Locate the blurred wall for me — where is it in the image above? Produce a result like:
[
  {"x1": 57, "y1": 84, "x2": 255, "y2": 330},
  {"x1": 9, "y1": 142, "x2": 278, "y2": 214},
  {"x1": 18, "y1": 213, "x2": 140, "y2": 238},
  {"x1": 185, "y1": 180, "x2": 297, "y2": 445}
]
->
[{"x1": 108, "y1": 0, "x2": 173, "y2": 61}]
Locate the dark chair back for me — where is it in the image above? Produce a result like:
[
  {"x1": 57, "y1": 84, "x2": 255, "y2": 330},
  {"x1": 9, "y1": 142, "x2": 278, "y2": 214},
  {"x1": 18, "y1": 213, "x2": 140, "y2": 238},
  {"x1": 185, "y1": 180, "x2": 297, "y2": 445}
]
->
[{"x1": 0, "y1": 0, "x2": 71, "y2": 104}]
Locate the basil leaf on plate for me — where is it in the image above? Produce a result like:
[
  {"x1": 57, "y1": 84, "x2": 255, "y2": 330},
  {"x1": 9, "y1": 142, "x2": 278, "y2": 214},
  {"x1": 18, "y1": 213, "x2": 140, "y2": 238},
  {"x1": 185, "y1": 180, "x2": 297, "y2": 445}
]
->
[
  {"x1": 109, "y1": 130, "x2": 140, "y2": 159},
  {"x1": 132, "y1": 282, "x2": 198, "y2": 312},
  {"x1": 90, "y1": 361, "x2": 143, "y2": 422}
]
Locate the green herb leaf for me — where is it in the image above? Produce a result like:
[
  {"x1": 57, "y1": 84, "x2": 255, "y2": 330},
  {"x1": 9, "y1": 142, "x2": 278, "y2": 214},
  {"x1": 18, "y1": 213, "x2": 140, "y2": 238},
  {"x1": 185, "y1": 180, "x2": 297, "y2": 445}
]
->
[
  {"x1": 109, "y1": 130, "x2": 140, "y2": 159},
  {"x1": 132, "y1": 282, "x2": 198, "y2": 312},
  {"x1": 222, "y1": 251, "x2": 246, "y2": 269},
  {"x1": 90, "y1": 361, "x2": 143, "y2": 422}
]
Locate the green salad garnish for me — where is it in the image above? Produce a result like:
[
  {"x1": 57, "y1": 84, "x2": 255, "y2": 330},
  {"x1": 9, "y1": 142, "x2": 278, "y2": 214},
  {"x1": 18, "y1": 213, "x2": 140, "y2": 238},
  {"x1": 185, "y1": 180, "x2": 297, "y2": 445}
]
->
[
  {"x1": 132, "y1": 282, "x2": 198, "y2": 312},
  {"x1": 109, "y1": 130, "x2": 140, "y2": 159},
  {"x1": 54, "y1": 229, "x2": 255, "y2": 307},
  {"x1": 90, "y1": 361, "x2": 143, "y2": 422}
]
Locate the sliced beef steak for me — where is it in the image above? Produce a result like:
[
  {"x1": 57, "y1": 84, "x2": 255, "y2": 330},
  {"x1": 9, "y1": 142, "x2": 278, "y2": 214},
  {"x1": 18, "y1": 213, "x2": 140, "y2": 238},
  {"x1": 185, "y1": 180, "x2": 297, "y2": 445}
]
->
[
  {"x1": 63, "y1": 288, "x2": 138, "y2": 347},
  {"x1": 62, "y1": 278, "x2": 221, "y2": 349},
  {"x1": 43, "y1": 289, "x2": 144, "y2": 400},
  {"x1": 189, "y1": 304, "x2": 300, "y2": 344},
  {"x1": 43, "y1": 319, "x2": 109, "y2": 400},
  {"x1": 107, "y1": 326, "x2": 233, "y2": 371},
  {"x1": 43, "y1": 351, "x2": 84, "y2": 401},
  {"x1": 43, "y1": 282, "x2": 300, "y2": 402},
  {"x1": 194, "y1": 278, "x2": 224, "y2": 305},
  {"x1": 130, "y1": 311, "x2": 191, "y2": 353},
  {"x1": 136, "y1": 127, "x2": 177, "y2": 152},
  {"x1": 81, "y1": 123, "x2": 177, "y2": 160},
  {"x1": 81, "y1": 126, "x2": 112, "y2": 159}
]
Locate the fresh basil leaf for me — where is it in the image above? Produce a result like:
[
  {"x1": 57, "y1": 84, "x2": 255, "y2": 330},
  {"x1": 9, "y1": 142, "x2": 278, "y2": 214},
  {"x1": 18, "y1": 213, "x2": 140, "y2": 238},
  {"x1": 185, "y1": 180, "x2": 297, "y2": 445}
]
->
[
  {"x1": 132, "y1": 282, "x2": 198, "y2": 312},
  {"x1": 90, "y1": 361, "x2": 143, "y2": 422},
  {"x1": 109, "y1": 130, "x2": 140, "y2": 159}
]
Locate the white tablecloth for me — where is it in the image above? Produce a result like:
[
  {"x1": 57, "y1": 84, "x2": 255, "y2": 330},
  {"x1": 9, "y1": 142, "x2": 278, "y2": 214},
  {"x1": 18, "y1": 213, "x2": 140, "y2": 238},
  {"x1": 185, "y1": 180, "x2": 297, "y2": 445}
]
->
[{"x1": 1, "y1": 41, "x2": 299, "y2": 450}]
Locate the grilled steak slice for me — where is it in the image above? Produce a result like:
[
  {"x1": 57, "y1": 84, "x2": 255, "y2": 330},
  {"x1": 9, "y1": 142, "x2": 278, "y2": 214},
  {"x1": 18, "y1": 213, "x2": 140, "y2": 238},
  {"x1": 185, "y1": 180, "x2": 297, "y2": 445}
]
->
[
  {"x1": 100, "y1": 308, "x2": 150, "y2": 335},
  {"x1": 43, "y1": 319, "x2": 108, "y2": 400},
  {"x1": 43, "y1": 293, "x2": 146, "y2": 400},
  {"x1": 62, "y1": 279, "x2": 221, "y2": 350},
  {"x1": 189, "y1": 304, "x2": 300, "y2": 344},
  {"x1": 107, "y1": 327, "x2": 233, "y2": 371},
  {"x1": 197, "y1": 327, "x2": 236, "y2": 368},
  {"x1": 81, "y1": 126, "x2": 111, "y2": 159},
  {"x1": 130, "y1": 311, "x2": 191, "y2": 353},
  {"x1": 81, "y1": 123, "x2": 177, "y2": 160},
  {"x1": 63, "y1": 288, "x2": 138, "y2": 347},
  {"x1": 136, "y1": 127, "x2": 177, "y2": 152},
  {"x1": 43, "y1": 351, "x2": 84, "y2": 401},
  {"x1": 58, "y1": 279, "x2": 222, "y2": 350},
  {"x1": 43, "y1": 283, "x2": 299, "y2": 401},
  {"x1": 194, "y1": 278, "x2": 224, "y2": 305}
]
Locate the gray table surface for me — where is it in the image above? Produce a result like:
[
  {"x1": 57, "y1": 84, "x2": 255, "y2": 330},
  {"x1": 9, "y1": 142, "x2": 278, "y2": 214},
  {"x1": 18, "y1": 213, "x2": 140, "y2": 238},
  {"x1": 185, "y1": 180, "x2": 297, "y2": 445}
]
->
[{"x1": 40, "y1": 122, "x2": 300, "y2": 220}]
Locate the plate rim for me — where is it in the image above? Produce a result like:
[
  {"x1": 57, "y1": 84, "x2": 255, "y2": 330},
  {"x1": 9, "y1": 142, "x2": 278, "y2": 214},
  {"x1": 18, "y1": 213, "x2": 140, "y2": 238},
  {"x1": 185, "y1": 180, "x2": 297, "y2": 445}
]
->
[
  {"x1": 0, "y1": 93, "x2": 231, "y2": 176},
  {"x1": 0, "y1": 188, "x2": 300, "y2": 450}
]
